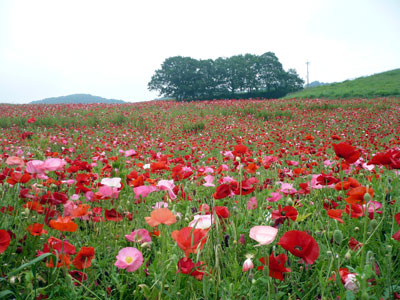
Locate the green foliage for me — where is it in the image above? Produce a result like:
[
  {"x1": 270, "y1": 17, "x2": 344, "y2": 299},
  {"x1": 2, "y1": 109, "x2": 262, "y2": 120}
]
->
[
  {"x1": 148, "y1": 53, "x2": 304, "y2": 101},
  {"x1": 182, "y1": 121, "x2": 205, "y2": 133},
  {"x1": 285, "y1": 68, "x2": 400, "y2": 99}
]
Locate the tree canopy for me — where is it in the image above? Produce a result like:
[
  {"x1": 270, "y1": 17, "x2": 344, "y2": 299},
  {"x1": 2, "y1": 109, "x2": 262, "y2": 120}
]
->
[{"x1": 148, "y1": 52, "x2": 304, "y2": 101}]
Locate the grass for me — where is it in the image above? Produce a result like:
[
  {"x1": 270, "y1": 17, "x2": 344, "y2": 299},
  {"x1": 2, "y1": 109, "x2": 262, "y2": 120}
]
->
[{"x1": 284, "y1": 68, "x2": 400, "y2": 99}]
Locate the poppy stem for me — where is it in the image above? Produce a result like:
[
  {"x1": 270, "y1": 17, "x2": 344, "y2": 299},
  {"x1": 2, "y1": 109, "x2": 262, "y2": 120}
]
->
[{"x1": 359, "y1": 205, "x2": 369, "y2": 297}]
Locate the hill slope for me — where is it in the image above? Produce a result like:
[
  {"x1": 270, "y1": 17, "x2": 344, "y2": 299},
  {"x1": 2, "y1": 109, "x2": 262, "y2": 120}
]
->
[
  {"x1": 30, "y1": 94, "x2": 125, "y2": 104},
  {"x1": 285, "y1": 68, "x2": 400, "y2": 99}
]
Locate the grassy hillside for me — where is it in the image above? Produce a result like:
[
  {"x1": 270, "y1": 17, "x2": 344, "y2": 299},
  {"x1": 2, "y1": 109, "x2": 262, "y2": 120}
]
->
[
  {"x1": 285, "y1": 68, "x2": 400, "y2": 99},
  {"x1": 30, "y1": 93, "x2": 125, "y2": 104}
]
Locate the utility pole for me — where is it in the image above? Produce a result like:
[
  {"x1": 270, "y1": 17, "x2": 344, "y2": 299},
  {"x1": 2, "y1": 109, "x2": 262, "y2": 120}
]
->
[{"x1": 306, "y1": 61, "x2": 310, "y2": 86}]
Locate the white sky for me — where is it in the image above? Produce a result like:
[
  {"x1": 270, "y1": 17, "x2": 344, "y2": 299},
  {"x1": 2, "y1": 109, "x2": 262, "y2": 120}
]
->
[{"x1": 0, "y1": 0, "x2": 399, "y2": 103}]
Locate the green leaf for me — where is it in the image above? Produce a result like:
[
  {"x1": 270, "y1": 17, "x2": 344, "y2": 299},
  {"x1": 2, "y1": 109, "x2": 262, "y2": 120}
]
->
[
  {"x1": 0, "y1": 290, "x2": 16, "y2": 299},
  {"x1": 297, "y1": 213, "x2": 312, "y2": 222},
  {"x1": 8, "y1": 253, "x2": 53, "y2": 277}
]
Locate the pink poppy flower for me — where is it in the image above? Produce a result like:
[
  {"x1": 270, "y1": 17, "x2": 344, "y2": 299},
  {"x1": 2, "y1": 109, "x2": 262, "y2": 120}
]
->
[
  {"x1": 98, "y1": 186, "x2": 120, "y2": 199},
  {"x1": 279, "y1": 182, "x2": 298, "y2": 195},
  {"x1": 365, "y1": 201, "x2": 382, "y2": 219},
  {"x1": 5, "y1": 156, "x2": 25, "y2": 168},
  {"x1": 125, "y1": 229, "x2": 151, "y2": 244},
  {"x1": 157, "y1": 179, "x2": 177, "y2": 200},
  {"x1": 114, "y1": 247, "x2": 143, "y2": 272},
  {"x1": 26, "y1": 160, "x2": 46, "y2": 174},
  {"x1": 43, "y1": 158, "x2": 66, "y2": 172},
  {"x1": 152, "y1": 201, "x2": 168, "y2": 209},
  {"x1": 101, "y1": 177, "x2": 122, "y2": 188},
  {"x1": 266, "y1": 192, "x2": 282, "y2": 202},
  {"x1": 249, "y1": 226, "x2": 278, "y2": 246},
  {"x1": 203, "y1": 175, "x2": 215, "y2": 187},
  {"x1": 189, "y1": 214, "x2": 214, "y2": 229},
  {"x1": 133, "y1": 185, "x2": 158, "y2": 199},
  {"x1": 247, "y1": 197, "x2": 257, "y2": 209},
  {"x1": 125, "y1": 149, "x2": 137, "y2": 157}
]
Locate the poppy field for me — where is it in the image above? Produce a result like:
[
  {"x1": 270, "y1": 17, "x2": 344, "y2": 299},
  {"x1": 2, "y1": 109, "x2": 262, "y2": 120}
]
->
[{"x1": 1, "y1": 98, "x2": 400, "y2": 299}]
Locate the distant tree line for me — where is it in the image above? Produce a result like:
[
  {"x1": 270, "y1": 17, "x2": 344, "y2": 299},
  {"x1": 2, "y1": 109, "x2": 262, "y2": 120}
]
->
[{"x1": 148, "y1": 52, "x2": 304, "y2": 101}]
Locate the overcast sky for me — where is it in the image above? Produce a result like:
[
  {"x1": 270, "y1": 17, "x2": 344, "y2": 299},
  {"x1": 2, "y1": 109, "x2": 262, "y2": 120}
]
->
[{"x1": 1, "y1": 0, "x2": 399, "y2": 103}]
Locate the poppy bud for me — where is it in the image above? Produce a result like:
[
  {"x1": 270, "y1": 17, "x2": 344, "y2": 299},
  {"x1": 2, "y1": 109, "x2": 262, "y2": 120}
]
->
[
  {"x1": 366, "y1": 250, "x2": 374, "y2": 265},
  {"x1": 354, "y1": 227, "x2": 360, "y2": 232},
  {"x1": 238, "y1": 234, "x2": 246, "y2": 245},
  {"x1": 242, "y1": 258, "x2": 254, "y2": 272},
  {"x1": 345, "y1": 251, "x2": 351, "y2": 260},
  {"x1": 286, "y1": 198, "x2": 293, "y2": 206},
  {"x1": 363, "y1": 192, "x2": 371, "y2": 202},
  {"x1": 369, "y1": 219, "x2": 378, "y2": 230},
  {"x1": 333, "y1": 229, "x2": 343, "y2": 245}
]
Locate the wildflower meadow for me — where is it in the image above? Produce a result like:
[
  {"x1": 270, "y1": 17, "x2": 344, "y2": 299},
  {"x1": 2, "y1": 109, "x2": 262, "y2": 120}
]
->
[{"x1": 0, "y1": 98, "x2": 400, "y2": 299}]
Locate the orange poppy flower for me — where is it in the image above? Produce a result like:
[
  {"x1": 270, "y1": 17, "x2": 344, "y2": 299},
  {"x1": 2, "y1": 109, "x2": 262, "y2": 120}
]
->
[
  {"x1": 26, "y1": 223, "x2": 48, "y2": 236},
  {"x1": 334, "y1": 177, "x2": 360, "y2": 191},
  {"x1": 145, "y1": 208, "x2": 177, "y2": 227},
  {"x1": 71, "y1": 204, "x2": 91, "y2": 218},
  {"x1": 49, "y1": 216, "x2": 78, "y2": 232},
  {"x1": 72, "y1": 247, "x2": 95, "y2": 269},
  {"x1": 326, "y1": 209, "x2": 344, "y2": 223},
  {"x1": 245, "y1": 163, "x2": 259, "y2": 174},
  {"x1": 171, "y1": 227, "x2": 208, "y2": 257},
  {"x1": 345, "y1": 186, "x2": 374, "y2": 205},
  {"x1": 46, "y1": 254, "x2": 71, "y2": 268},
  {"x1": 23, "y1": 201, "x2": 44, "y2": 214}
]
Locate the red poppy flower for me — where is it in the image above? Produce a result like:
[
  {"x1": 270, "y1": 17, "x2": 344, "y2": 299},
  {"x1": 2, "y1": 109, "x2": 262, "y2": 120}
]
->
[
  {"x1": 72, "y1": 247, "x2": 95, "y2": 269},
  {"x1": 27, "y1": 117, "x2": 36, "y2": 123},
  {"x1": 214, "y1": 206, "x2": 230, "y2": 219},
  {"x1": 104, "y1": 209, "x2": 123, "y2": 222},
  {"x1": 278, "y1": 230, "x2": 319, "y2": 265},
  {"x1": 233, "y1": 144, "x2": 249, "y2": 157},
  {"x1": 368, "y1": 149, "x2": 400, "y2": 169},
  {"x1": 257, "y1": 253, "x2": 291, "y2": 281},
  {"x1": 0, "y1": 229, "x2": 11, "y2": 253},
  {"x1": 326, "y1": 209, "x2": 344, "y2": 223},
  {"x1": 344, "y1": 204, "x2": 364, "y2": 218},
  {"x1": 393, "y1": 212, "x2": 400, "y2": 241},
  {"x1": 23, "y1": 201, "x2": 44, "y2": 214},
  {"x1": 177, "y1": 257, "x2": 195, "y2": 274},
  {"x1": 271, "y1": 205, "x2": 298, "y2": 225},
  {"x1": 332, "y1": 142, "x2": 361, "y2": 164},
  {"x1": 69, "y1": 270, "x2": 88, "y2": 285},
  {"x1": 345, "y1": 186, "x2": 373, "y2": 205},
  {"x1": 6, "y1": 172, "x2": 32, "y2": 185},
  {"x1": 49, "y1": 216, "x2": 78, "y2": 232},
  {"x1": 47, "y1": 237, "x2": 76, "y2": 255},
  {"x1": 26, "y1": 223, "x2": 48, "y2": 236},
  {"x1": 171, "y1": 227, "x2": 208, "y2": 257},
  {"x1": 213, "y1": 184, "x2": 231, "y2": 199},
  {"x1": 348, "y1": 237, "x2": 362, "y2": 251}
]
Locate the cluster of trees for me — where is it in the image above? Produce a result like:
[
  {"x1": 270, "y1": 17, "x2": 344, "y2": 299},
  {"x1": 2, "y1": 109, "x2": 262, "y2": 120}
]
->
[{"x1": 148, "y1": 52, "x2": 304, "y2": 101}]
